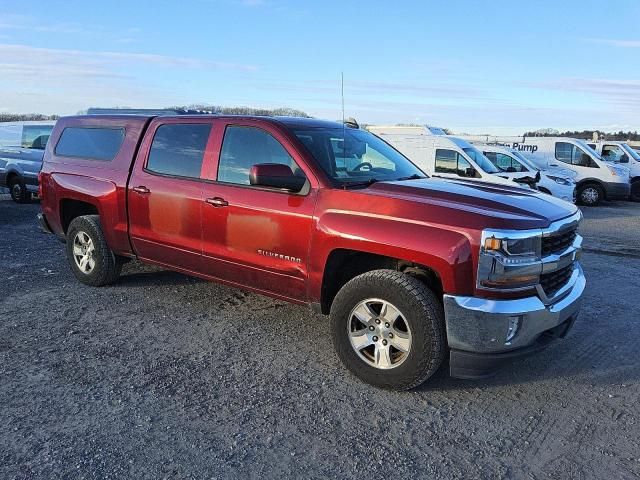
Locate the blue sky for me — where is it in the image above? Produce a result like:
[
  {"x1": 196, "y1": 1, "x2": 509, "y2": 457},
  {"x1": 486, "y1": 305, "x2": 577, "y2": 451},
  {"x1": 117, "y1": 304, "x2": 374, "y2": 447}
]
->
[{"x1": 0, "y1": 0, "x2": 639, "y2": 134}]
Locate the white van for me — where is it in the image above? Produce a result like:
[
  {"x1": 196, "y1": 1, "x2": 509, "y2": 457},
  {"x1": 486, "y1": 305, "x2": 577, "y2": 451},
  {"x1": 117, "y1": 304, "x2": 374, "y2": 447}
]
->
[
  {"x1": 586, "y1": 141, "x2": 639, "y2": 201},
  {"x1": 505, "y1": 137, "x2": 630, "y2": 206},
  {"x1": 478, "y1": 144, "x2": 576, "y2": 202},
  {"x1": 367, "y1": 127, "x2": 529, "y2": 188}
]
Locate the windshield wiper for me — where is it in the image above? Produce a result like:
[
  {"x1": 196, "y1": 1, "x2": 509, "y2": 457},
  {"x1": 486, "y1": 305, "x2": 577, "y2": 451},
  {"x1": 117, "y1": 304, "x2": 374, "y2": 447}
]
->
[
  {"x1": 342, "y1": 178, "x2": 380, "y2": 188},
  {"x1": 395, "y1": 174, "x2": 427, "y2": 181}
]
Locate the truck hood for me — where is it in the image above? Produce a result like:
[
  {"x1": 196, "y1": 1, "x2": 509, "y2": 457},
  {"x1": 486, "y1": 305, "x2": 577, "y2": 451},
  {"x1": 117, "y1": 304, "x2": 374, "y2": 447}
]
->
[{"x1": 363, "y1": 177, "x2": 578, "y2": 229}]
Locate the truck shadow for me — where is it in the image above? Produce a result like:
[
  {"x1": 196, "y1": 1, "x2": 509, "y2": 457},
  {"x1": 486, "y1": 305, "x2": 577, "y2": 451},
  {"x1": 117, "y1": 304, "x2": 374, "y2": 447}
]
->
[
  {"x1": 117, "y1": 268, "x2": 204, "y2": 288},
  {"x1": 417, "y1": 339, "x2": 640, "y2": 392}
]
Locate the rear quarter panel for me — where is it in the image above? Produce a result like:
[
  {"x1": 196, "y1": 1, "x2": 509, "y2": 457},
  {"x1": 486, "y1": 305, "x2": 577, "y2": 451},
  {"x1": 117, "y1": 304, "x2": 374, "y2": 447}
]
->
[{"x1": 40, "y1": 116, "x2": 151, "y2": 254}]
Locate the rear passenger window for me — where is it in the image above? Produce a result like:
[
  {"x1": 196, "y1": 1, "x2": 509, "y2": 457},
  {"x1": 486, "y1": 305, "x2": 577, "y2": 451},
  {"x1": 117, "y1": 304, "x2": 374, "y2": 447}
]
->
[
  {"x1": 146, "y1": 124, "x2": 211, "y2": 178},
  {"x1": 55, "y1": 127, "x2": 125, "y2": 161}
]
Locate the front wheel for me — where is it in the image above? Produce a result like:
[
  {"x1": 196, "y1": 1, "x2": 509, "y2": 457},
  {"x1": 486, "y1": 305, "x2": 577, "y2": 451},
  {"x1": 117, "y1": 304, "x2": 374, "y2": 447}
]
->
[
  {"x1": 578, "y1": 184, "x2": 603, "y2": 206},
  {"x1": 631, "y1": 181, "x2": 640, "y2": 202},
  {"x1": 9, "y1": 176, "x2": 32, "y2": 204},
  {"x1": 66, "y1": 215, "x2": 122, "y2": 286},
  {"x1": 330, "y1": 270, "x2": 446, "y2": 390}
]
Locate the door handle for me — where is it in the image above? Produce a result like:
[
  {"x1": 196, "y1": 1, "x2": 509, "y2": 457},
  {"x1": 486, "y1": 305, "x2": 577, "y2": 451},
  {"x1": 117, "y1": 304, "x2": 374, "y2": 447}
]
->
[
  {"x1": 132, "y1": 186, "x2": 150, "y2": 195},
  {"x1": 205, "y1": 197, "x2": 228, "y2": 207}
]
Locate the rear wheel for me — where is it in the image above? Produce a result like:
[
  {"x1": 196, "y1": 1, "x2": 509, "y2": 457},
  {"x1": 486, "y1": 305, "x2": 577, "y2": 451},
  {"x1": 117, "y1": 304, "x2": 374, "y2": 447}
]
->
[
  {"x1": 330, "y1": 269, "x2": 446, "y2": 390},
  {"x1": 578, "y1": 183, "x2": 603, "y2": 206},
  {"x1": 66, "y1": 215, "x2": 122, "y2": 286},
  {"x1": 8, "y1": 176, "x2": 32, "y2": 203},
  {"x1": 631, "y1": 181, "x2": 640, "y2": 202}
]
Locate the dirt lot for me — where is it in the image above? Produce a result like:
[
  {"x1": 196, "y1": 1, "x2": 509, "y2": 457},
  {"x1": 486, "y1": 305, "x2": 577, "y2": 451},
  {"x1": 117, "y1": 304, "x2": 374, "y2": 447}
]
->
[{"x1": 1, "y1": 199, "x2": 639, "y2": 479}]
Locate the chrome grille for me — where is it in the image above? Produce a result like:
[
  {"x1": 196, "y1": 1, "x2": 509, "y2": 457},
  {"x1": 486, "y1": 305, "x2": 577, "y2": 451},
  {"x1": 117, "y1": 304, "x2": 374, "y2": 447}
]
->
[
  {"x1": 540, "y1": 264, "x2": 574, "y2": 297},
  {"x1": 542, "y1": 227, "x2": 577, "y2": 256}
]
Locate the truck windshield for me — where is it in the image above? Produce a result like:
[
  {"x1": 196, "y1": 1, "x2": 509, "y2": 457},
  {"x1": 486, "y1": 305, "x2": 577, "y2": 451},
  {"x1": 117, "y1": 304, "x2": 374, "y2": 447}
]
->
[
  {"x1": 621, "y1": 143, "x2": 640, "y2": 161},
  {"x1": 290, "y1": 127, "x2": 425, "y2": 185},
  {"x1": 511, "y1": 150, "x2": 540, "y2": 171},
  {"x1": 462, "y1": 147, "x2": 501, "y2": 173},
  {"x1": 579, "y1": 142, "x2": 603, "y2": 161}
]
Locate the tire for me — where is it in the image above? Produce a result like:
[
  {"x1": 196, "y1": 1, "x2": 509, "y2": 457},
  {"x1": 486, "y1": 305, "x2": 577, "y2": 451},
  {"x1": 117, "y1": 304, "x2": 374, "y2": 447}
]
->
[
  {"x1": 330, "y1": 269, "x2": 446, "y2": 390},
  {"x1": 631, "y1": 181, "x2": 640, "y2": 202},
  {"x1": 8, "y1": 176, "x2": 32, "y2": 204},
  {"x1": 66, "y1": 215, "x2": 122, "y2": 286},
  {"x1": 577, "y1": 183, "x2": 603, "y2": 206}
]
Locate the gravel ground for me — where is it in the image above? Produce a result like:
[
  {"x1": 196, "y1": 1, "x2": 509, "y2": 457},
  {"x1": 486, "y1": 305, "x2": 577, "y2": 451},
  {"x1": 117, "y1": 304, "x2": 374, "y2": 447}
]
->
[{"x1": 1, "y1": 199, "x2": 639, "y2": 479}]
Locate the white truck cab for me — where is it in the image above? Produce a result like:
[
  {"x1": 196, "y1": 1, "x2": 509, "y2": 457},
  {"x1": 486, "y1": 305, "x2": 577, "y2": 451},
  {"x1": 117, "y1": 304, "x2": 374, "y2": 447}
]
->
[
  {"x1": 367, "y1": 126, "x2": 528, "y2": 188},
  {"x1": 587, "y1": 141, "x2": 640, "y2": 201},
  {"x1": 478, "y1": 144, "x2": 576, "y2": 203}
]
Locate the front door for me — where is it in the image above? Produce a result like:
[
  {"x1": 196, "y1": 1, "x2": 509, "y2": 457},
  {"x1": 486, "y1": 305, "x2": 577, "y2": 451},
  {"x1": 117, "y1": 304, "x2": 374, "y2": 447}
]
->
[
  {"x1": 200, "y1": 121, "x2": 317, "y2": 301},
  {"x1": 128, "y1": 119, "x2": 214, "y2": 273}
]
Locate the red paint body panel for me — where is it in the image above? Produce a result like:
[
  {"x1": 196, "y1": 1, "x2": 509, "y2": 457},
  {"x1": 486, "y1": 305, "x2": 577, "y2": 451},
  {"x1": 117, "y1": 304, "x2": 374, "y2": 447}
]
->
[{"x1": 40, "y1": 115, "x2": 578, "y2": 306}]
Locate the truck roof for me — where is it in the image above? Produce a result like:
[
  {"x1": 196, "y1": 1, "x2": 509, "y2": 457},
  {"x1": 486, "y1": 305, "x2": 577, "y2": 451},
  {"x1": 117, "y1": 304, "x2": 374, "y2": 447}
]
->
[{"x1": 58, "y1": 114, "x2": 346, "y2": 130}]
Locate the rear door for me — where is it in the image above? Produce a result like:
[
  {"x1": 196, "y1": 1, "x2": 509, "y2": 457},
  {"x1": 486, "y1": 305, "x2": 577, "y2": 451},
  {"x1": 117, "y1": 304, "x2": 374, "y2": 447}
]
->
[
  {"x1": 128, "y1": 118, "x2": 215, "y2": 273},
  {"x1": 200, "y1": 120, "x2": 318, "y2": 301}
]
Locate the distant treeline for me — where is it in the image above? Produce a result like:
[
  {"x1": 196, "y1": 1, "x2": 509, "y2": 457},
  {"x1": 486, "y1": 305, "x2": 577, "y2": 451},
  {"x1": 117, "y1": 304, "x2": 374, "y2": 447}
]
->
[
  {"x1": 0, "y1": 113, "x2": 59, "y2": 122},
  {"x1": 169, "y1": 104, "x2": 311, "y2": 117},
  {"x1": 523, "y1": 129, "x2": 640, "y2": 141}
]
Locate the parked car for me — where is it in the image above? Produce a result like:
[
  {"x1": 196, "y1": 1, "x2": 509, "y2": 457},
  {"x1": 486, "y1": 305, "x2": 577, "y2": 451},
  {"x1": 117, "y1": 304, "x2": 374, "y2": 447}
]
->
[
  {"x1": 39, "y1": 115, "x2": 585, "y2": 390},
  {"x1": 479, "y1": 144, "x2": 576, "y2": 203},
  {"x1": 366, "y1": 126, "x2": 532, "y2": 189},
  {"x1": 587, "y1": 141, "x2": 640, "y2": 201},
  {"x1": 0, "y1": 121, "x2": 55, "y2": 203}
]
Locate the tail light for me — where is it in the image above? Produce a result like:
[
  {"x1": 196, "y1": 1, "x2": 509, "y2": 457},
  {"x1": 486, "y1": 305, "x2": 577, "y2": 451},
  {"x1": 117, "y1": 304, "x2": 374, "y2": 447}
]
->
[{"x1": 38, "y1": 172, "x2": 43, "y2": 198}]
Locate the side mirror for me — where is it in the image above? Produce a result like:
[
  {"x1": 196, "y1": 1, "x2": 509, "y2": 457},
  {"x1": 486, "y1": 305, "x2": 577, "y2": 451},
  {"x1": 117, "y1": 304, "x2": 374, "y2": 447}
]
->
[
  {"x1": 506, "y1": 166, "x2": 517, "y2": 173},
  {"x1": 249, "y1": 163, "x2": 306, "y2": 192},
  {"x1": 464, "y1": 167, "x2": 477, "y2": 178},
  {"x1": 620, "y1": 154, "x2": 629, "y2": 164}
]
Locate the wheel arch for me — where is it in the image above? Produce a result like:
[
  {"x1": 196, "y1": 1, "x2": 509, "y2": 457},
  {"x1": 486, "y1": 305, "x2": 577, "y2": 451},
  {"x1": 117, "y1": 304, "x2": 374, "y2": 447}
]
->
[{"x1": 59, "y1": 198, "x2": 99, "y2": 233}]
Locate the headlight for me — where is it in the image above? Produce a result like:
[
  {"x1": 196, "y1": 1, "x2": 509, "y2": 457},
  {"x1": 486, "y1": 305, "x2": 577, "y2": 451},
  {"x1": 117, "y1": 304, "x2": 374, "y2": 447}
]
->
[
  {"x1": 547, "y1": 175, "x2": 572, "y2": 186},
  {"x1": 478, "y1": 229, "x2": 542, "y2": 290},
  {"x1": 607, "y1": 165, "x2": 619, "y2": 177}
]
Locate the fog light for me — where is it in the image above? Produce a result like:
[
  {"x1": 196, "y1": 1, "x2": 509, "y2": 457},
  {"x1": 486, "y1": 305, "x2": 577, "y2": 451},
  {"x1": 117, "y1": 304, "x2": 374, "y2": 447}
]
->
[{"x1": 505, "y1": 315, "x2": 522, "y2": 344}]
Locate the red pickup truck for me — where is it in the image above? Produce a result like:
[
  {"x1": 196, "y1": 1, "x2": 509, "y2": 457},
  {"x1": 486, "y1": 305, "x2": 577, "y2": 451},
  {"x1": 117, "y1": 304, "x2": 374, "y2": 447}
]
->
[{"x1": 38, "y1": 115, "x2": 585, "y2": 389}]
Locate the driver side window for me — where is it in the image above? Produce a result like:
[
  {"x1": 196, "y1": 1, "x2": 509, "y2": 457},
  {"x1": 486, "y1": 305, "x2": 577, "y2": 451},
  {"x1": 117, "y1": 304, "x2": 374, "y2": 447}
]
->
[
  {"x1": 435, "y1": 149, "x2": 477, "y2": 178},
  {"x1": 218, "y1": 126, "x2": 302, "y2": 185},
  {"x1": 555, "y1": 142, "x2": 595, "y2": 168}
]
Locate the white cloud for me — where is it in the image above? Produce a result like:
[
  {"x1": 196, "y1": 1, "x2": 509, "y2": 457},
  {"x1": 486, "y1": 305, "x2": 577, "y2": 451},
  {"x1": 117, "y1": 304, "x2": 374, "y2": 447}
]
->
[
  {"x1": 0, "y1": 44, "x2": 257, "y2": 72},
  {"x1": 530, "y1": 77, "x2": 640, "y2": 110},
  {"x1": 0, "y1": 43, "x2": 258, "y2": 115},
  {"x1": 583, "y1": 37, "x2": 640, "y2": 48}
]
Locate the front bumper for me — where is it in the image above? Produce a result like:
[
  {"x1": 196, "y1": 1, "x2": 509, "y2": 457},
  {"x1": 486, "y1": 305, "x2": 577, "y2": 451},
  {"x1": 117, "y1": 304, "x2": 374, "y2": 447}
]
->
[
  {"x1": 603, "y1": 181, "x2": 631, "y2": 200},
  {"x1": 443, "y1": 263, "x2": 586, "y2": 379}
]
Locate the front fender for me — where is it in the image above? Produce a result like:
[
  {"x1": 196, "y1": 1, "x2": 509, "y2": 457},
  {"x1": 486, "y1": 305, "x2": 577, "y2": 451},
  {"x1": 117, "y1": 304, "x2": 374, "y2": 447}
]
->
[{"x1": 308, "y1": 210, "x2": 476, "y2": 301}]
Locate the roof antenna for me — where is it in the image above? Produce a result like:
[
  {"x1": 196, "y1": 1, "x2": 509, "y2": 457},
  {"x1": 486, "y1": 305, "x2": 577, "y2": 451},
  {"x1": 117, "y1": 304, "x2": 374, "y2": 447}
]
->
[{"x1": 341, "y1": 72, "x2": 345, "y2": 126}]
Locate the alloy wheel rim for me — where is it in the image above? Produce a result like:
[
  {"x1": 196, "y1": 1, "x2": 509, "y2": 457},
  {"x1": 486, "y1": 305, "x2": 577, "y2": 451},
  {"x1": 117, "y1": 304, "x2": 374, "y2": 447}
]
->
[
  {"x1": 582, "y1": 187, "x2": 598, "y2": 204},
  {"x1": 347, "y1": 298, "x2": 412, "y2": 370},
  {"x1": 73, "y1": 231, "x2": 96, "y2": 274}
]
